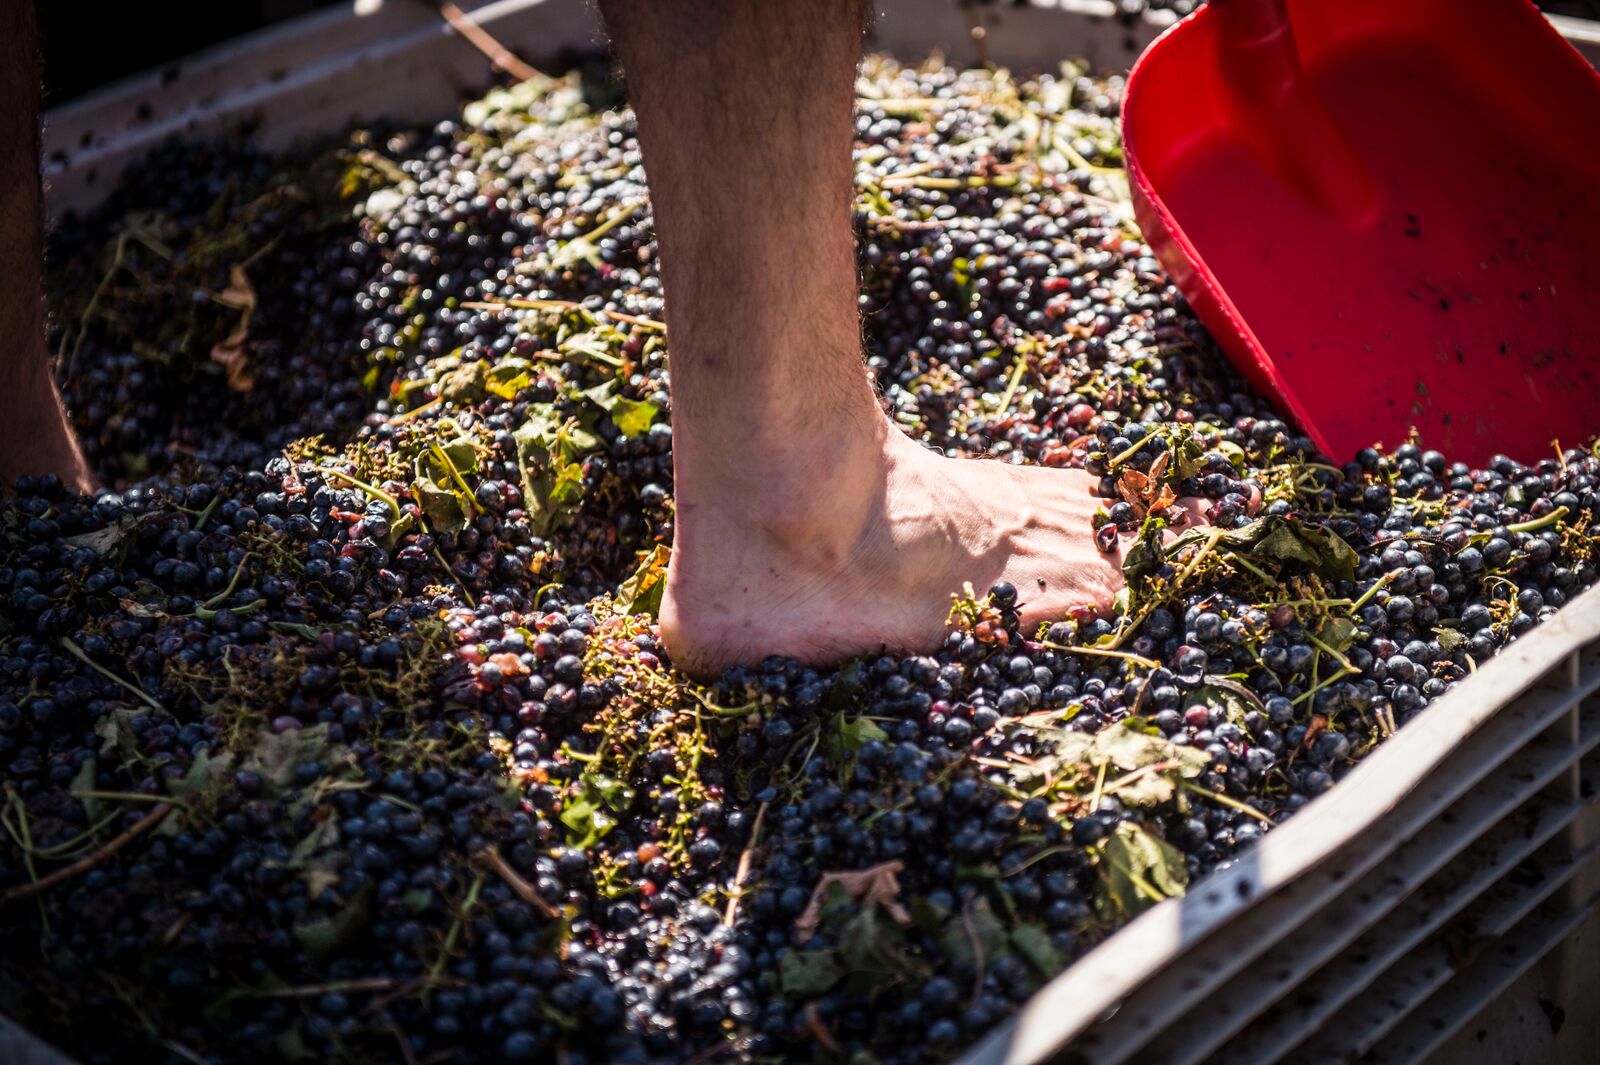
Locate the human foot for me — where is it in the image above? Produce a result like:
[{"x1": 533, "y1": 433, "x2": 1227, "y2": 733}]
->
[
  {"x1": 659, "y1": 425, "x2": 1213, "y2": 675},
  {"x1": 0, "y1": 361, "x2": 96, "y2": 496}
]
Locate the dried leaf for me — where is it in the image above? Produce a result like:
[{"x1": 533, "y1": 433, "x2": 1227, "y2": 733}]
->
[
  {"x1": 63, "y1": 515, "x2": 151, "y2": 564},
  {"x1": 209, "y1": 266, "x2": 257, "y2": 392},
  {"x1": 614, "y1": 546, "x2": 669, "y2": 618},
  {"x1": 1115, "y1": 451, "x2": 1177, "y2": 521},
  {"x1": 439, "y1": 359, "x2": 489, "y2": 405},
  {"x1": 243, "y1": 724, "x2": 332, "y2": 796},
  {"x1": 117, "y1": 596, "x2": 167, "y2": 619},
  {"x1": 795, "y1": 860, "x2": 911, "y2": 942},
  {"x1": 94, "y1": 706, "x2": 146, "y2": 757}
]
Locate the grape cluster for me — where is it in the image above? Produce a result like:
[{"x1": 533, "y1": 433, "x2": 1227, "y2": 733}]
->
[{"x1": 4, "y1": 56, "x2": 1598, "y2": 1065}]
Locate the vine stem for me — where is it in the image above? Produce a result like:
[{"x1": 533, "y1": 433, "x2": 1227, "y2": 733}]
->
[
  {"x1": 0, "y1": 804, "x2": 172, "y2": 906},
  {"x1": 60, "y1": 637, "x2": 164, "y2": 711},
  {"x1": 722, "y1": 801, "x2": 770, "y2": 927}
]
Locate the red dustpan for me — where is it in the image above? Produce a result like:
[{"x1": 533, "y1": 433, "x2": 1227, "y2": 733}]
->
[{"x1": 1123, "y1": 0, "x2": 1600, "y2": 465}]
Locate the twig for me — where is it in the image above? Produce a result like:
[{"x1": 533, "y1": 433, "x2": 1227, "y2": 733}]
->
[
  {"x1": 426, "y1": 874, "x2": 484, "y2": 993},
  {"x1": 459, "y1": 297, "x2": 665, "y2": 333},
  {"x1": 722, "y1": 801, "x2": 770, "y2": 926},
  {"x1": 1087, "y1": 758, "x2": 1110, "y2": 813},
  {"x1": 1101, "y1": 759, "x2": 1183, "y2": 799},
  {"x1": 962, "y1": 904, "x2": 987, "y2": 1005},
  {"x1": 1178, "y1": 780, "x2": 1274, "y2": 825},
  {"x1": 1037, "y1": 639, "x2": 1160, "y2": 671},
  {"x1": 255, "y1": 977, "x2": 400, "y2": 999},
  {"x1": 477, "y1": 844, "x2": 560, "y2": 918},
  {"x1": 802, "y1": 1003, "x2": 841, "y2": 1055},
  {"x1": 390, "y1": 1022, "x2": 421, "y2": 1065},
  {"x1": 1, "y1": 804, "x2": 171, "y2": 905},
  {"x1": 158, "y1": 1040, "x2": 206, "y2": 1065},
  {"x1": 433, "y1": 0, "x2": 543, "y2": 83}
]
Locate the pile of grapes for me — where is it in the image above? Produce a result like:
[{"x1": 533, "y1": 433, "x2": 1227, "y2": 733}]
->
[{"x1": 4, "y1": 56, "x2": 1598, "y2": 1065}]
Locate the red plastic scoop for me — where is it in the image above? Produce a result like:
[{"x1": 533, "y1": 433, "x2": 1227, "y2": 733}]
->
[{"x1": 1123, "y1": 0, "x2": 1600, "y2": 465}]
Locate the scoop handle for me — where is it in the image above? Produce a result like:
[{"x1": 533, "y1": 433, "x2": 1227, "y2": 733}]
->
[
  {"x1": 1209, "y1": 0, "x2": 1290, "y2": 44},
  {"x1": 1210, "y1": 0, "x2": 1380, "y2": 222}
]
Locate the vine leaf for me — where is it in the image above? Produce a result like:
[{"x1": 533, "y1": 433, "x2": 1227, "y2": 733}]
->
[
  {"x1": 581, "y1": 381, "x2": 659, "y2": 438},
  {"x1": 614, "y1": 546, "x2": 669, "y2": 618},
  {"x1": 209, "y1": 265, "x2": 258, "y2": 392},
  {"x1": 1097, "y1": 821, "x2": 1188, "y2": 919}
]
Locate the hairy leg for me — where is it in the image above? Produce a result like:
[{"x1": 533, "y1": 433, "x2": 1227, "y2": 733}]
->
[
  {"x1": 599, "y1": 0, "x2": 1206, "y2": 674},
  {"x1": 0, "y1": 2, "x2": 93, "y2": 494}
]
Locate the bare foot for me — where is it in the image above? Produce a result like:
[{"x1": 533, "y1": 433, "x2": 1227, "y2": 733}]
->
[
  {"x1": 660, "y1": 422, "x2": 1210, "y2": 675},
  {"x1": 0, "y1": 354, "x2": 97, "y2": 496}
]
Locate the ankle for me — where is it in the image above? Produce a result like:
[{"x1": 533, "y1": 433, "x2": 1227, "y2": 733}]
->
[{"x1": 675, "y1": 409, "x2": 897, "y2": 563}]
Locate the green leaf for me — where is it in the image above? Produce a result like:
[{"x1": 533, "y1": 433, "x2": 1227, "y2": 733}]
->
[
  {"x1": 1008, "y1": 922, "x2": 1064, "y2": 979},
  {"x1": 435, "y1": 436, "x2": 481, "y2": 476},
  {"x1": 1093, "y1": 721, "x2": 1179, "y2": 771},
  {"x1": 1010, "y1": 727, "x2": 1094, "y2": 790},
  {"x1": 1181, "y1": 681, "x2": 1260, "y2": 732},
  {"x1": 1319, "y1": 616, "x2": 1359, "y2": 655},
  {"x1": 838, "y1": 904, "x2": 928, "y2": 995},
  {"x1": 614, "y1": 546, "x2": 670, "y2": 618},
  {"x1": 937, "y1": 896, "x2": 1008, "y2": 973},
  {"x1": 1128, "y1": 516, "x2": 1358, "y2": 584},
  {"x1": 513, "y1": 406, "x2": 600, "y2": 536},
  {"x1": 289, "y1": 816, "x2": 344, "y2": 896},
  {"x1": 414, "y1": 479, "x2": 469, "y2": 533},
  {"x1": 1434, "y1": 626, "x2": 1467, "y2": 654},
  {"x1": 779, "y1": 949, "x2": 844, "y2": 997},
  {"x1": 560, "y1": 772, "x2": 634, "y2": 850},
  {"x1": 827, "y1": 715, "x2": 889, "y2": 758},
  {"x1": 580, "y1": 381, "x2": 659, "y2": 438},
  {"x1": 167, "y1": 747, "x2": 237, "y2": 806},
  {"x1": 1250, "y1": 517, "x2": 1359, "y2": 581},
  {"x1": 910, "y1": 894, "x2": 952, "y2": 933},
  {"x1": 72, "y1": 757, "x2": 100, "y2": 822},
  {"x1": 411, "y1": 438, "x2": 481, "y2": 535},
  {"x1": 484, "y1": 357, "x2": 535, "y2": 400},
  {"x1": 1097, "y1": 821, "x2": 1188, "y2": 919},
  {"x1": 275, "y1": 1021, "x2": 311, "y2": 1062},
  {"x1": 292, "y1": 882, "x2": 375, "y2": 961}
]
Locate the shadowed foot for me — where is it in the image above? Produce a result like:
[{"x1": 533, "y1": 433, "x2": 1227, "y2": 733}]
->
[{"x1": 659, "y1": 427, "x2": 1212, "y2": 675}]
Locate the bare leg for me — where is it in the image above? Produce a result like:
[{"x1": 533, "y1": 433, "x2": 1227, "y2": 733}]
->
[
  {"x1": 0, "y1": 2, "x2": 93, "y2": 494},
  {"x1": 601, "y1": 0, "x2": 1201, "y2": 674}
]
